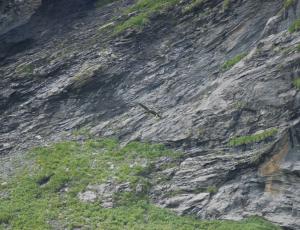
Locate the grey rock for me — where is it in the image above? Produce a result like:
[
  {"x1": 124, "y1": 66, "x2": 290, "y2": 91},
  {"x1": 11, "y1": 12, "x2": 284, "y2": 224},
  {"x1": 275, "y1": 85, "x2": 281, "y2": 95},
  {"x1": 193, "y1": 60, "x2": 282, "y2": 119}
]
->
[
  {"x1": 78, "y1": 190, "x2": 97, "y2": 203},
  {"x1": 0, "y1": 0, "x2": 41, "y2": 36},
  {"x1": 163, "y1": 193, "x2": 210, "y2": 215},
  {"x1": 80, "y1": 181, "x2": 132, "y2": 208},
  {"x1": 0, "y1": 0, "x2": 300, "y2": 228}
]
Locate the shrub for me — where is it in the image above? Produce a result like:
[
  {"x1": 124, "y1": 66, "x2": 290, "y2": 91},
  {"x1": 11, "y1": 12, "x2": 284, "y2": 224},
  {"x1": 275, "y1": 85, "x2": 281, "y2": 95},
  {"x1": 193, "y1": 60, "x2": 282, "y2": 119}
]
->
[
  {"x1": 288, "y1": 19, "x2": 300, "y2": 33},
  {"x1": 222, "y1": 53, "x2": 247, "y2": 70}
]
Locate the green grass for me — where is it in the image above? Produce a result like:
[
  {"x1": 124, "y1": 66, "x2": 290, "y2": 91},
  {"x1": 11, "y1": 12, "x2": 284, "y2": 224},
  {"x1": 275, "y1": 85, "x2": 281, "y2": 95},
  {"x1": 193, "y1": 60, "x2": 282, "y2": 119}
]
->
[
  {"x1": 282, "y1": 43, "x2": 300, "y2": 54},
  {"x1": 222, "y1": 53, "x2": 247, "y2": 71},
  {"x1": 223, "y1": 0, "x2": 231, "y2": 11},
  {"x1": 284, "y1": 0, "x2": 295, "y2": 9},
  {"x1": 0, "y1": 139, "x2": 280, "y2": 229},
  {"x1": 293, "y1": 77, "x2": 300, "y2": 89},
  {"x1": 115, "y1": 13, "x2": 150, "y2": 33},
  {"x1": 288, "y1": 19, "x2": 300, "y2": 33},
  {"x1": 229, "y1": 128, "x2": 278, "y2": 147},
  {"x1": 297, "y1": 43, "x2": 300, "y2": 52},
  {"x1": 114, "y1": 0, "x2": 179, "y2": 33},
  {"x1": 206, "y1": 186, "x2": 218, "y2": 194},
  {"x1": 182, "y1": 0, "x2": 206, "y2": 14},
  {"x1": 15, "y1": 63, "x2": 34, "y2": 76}
]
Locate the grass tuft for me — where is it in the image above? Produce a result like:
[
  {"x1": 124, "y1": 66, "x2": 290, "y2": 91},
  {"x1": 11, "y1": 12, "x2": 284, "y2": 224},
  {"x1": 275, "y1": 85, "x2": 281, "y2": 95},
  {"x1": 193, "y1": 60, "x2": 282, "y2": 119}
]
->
[
  {"x1": 115, "y1": 13, "x2": 150, "y2": 33},
  {"x1": 114, "y1": 0, "x2": 179, "y2": 33},
  {"x1": 229, "y1": 128, "x2": 278, "y2": 147},
  {"x1": 182, "y1": 0, "x2": 206, "y2": 14},
  {"x1": 293, "y1": 77, "x2": 300, "y2": 89},
  {"x1": 288, "y1": 19, "x2": 300, "y2": 33},
  {"x1": 15, "y1": 63, "x2": 34, "y2": 76},
  {"x1": 222, "y1": 53, "x2": 247, "y2": 71},
  {"x1": 207, "y1": 186, "x2": 218, "y2": 194},
  {"x1": 284, "y1": 0, "x2": 295, "y2": 9},
  {"x1": 223, "y1": 0, "x2": 231, "y2": 11},
  {"x1": 297, "y1": 44, "x2": 300, "y2": 52}
]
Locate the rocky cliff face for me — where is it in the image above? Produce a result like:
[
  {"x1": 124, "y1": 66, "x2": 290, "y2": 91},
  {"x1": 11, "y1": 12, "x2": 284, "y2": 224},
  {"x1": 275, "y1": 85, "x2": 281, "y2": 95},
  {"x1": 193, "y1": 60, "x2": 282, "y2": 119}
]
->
[
  {"x1": 0, "y1": 0, "x2": 41, "y2": 36},
  {"x1": 0, "y1": 0, "x2": 300, "y2": 229}
]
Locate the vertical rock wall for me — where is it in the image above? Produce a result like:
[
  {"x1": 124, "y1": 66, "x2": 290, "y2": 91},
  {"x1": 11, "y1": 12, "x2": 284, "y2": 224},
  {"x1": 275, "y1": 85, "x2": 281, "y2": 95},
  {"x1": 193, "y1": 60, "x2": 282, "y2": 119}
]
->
[{"x1": 0, "y1": 0, "x2": 41, "y2": 35}]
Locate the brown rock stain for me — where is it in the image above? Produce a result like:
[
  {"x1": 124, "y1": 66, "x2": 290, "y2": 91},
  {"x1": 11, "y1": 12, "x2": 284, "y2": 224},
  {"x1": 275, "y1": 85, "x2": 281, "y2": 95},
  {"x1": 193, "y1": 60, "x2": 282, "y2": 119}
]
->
[{"x1": 259, "y1": 135, "x2": 289, "y2": 193}]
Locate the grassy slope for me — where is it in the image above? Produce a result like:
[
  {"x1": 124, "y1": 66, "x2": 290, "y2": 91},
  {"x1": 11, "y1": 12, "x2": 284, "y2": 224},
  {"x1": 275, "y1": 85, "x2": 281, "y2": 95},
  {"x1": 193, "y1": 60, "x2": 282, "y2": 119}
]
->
[{"x1": 0, "y1": 139, "x2": 280, "y2": 229}]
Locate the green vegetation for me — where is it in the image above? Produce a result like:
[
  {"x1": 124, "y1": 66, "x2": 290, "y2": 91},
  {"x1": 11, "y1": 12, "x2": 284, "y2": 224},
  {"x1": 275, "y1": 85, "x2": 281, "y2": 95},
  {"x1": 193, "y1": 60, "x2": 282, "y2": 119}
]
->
[
  {"x1": 293, "y1": 77, "x2": 300, "y2": 89},
  {"x1": 282, "y1": 43, "x2": 300, "y2": 54},
  {"x1": 0, "y1": 139, "x2": 178, "y2": 229},
  {"x1": 284, "y1": 0, "x2": 295, "y2": 9},
  {"x1": 182, "y1": 0, "x2": 206, "y2": 14},
  {"x1": 15, "y1": 63, "x2": 34, "y2": 75},
  {"x1": 115, "y1": 13, "x2": 150, "y2": 33},
  {"x1": 233, "y1": 101, "x2": 247, "y2": 110},
  {"x1": 288, "y1": 18, "x2": 300, "y2": 33},
  {"x1": 223, "y1": 0, "x2": 231, "y2": 11},
  {"x1": 222, "y1": 53, "x2": 247, "y2": 71},
  {"x1": 207, "y1": 186, "x2": 218, "y2": 194},
  {"x1": 115, "y1": 0, "x2": 179, "y2": 33},
  {"x1": 297, "y1": 43, "x2": 300, "y2": 52},
  {"x1": 71, "y1": 63, "x2": 103, "y2": 89},
  {"x1": 229, "y1": 128, "x2": 278, "y2": 147},
  {"x1": 0, "y1": 139, "x2": 280, "y2": 229}
]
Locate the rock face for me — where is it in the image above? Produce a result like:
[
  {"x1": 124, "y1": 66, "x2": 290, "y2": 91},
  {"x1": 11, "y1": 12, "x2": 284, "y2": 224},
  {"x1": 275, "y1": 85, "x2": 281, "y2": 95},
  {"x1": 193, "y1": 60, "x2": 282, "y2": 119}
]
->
[
  {"x1": 78, "y1": 181, "x2": 132, "y2": 208},
  {"x1": 151, "y1": 124, "x2": 300, "y2": 229},
  {"x1": 0, "y1": 0, "x2": 300, "y2": 228},
  {"x1": 0, "y1": 0, "x2": 41, "y2": 36}
]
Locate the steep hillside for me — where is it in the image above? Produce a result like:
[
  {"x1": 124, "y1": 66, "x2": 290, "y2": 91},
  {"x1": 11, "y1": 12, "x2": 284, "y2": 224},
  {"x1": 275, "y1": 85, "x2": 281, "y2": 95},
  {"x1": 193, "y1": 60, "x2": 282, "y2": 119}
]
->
[
  {"x1": 0, "y1": 0, "x2": 300, "y2": 229},
  {"x1": 0, "y1": 0, "x2": 41, "y2": 36}
]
